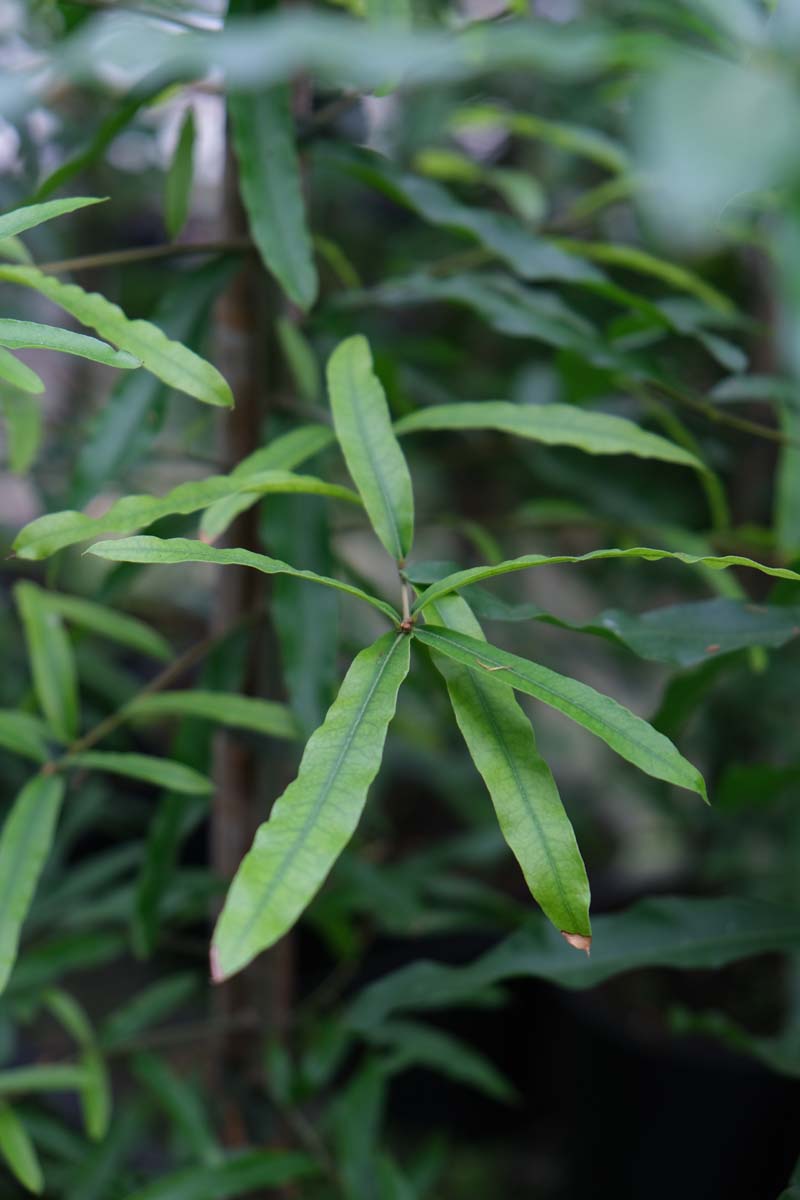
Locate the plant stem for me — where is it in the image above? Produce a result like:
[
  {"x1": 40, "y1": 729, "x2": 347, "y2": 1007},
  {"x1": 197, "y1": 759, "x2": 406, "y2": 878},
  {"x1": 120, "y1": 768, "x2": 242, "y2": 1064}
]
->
[{"x1": 38, "y1": 239, "x2": 252, "y2": 275}]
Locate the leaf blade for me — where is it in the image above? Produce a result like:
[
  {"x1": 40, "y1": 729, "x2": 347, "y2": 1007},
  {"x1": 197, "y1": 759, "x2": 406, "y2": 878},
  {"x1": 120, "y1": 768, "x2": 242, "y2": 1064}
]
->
[
  {"x1": 425, "y1": 595, "x2": 591, "y2": 939},
  {"x1": 211, "y1": 631, "x2": 410, "y2": 980},
  {"x1": 0, "y1": 321, "x2": 140, "y2": 369},
  {"x1": 0, "y1": 1102, "x2": 44, "y2": 1194},
  {"x1": 164, "y1": 107, "x2": 196, "y2": 239},
  {"x1": 0, "y1": 775, "x2": 65, "y2": 995},
  {"x1": 125, "y1": 691, "x2": 297, "y2": 739},
  {"x1": 65, "y1": 753, "x2": 213, "y2": 795},
  {"x1": 0, "y1": 197, "x2": 104, "y2": 243},
  {"x1": 414, "y1": 626, "x2": 706, "y2": 799},
  {"x1": 15, "y1": 582, "x2": 79, "y2": 741},
  {"x1": 395, "y1": 400, "x2": 701, "y2": 469},
  {"x1": 327, "y1": 335, "x2": 415, "y2": 561}
]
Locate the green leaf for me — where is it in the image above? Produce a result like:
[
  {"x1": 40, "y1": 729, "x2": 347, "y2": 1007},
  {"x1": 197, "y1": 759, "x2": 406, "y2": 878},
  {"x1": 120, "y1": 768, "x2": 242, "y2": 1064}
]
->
[
  {"x1": 0, "y1": 776, "x2": 65, "y2": 992},
  {"x1": 15, "y1": 468, "x2": 358, "y2": 560},
  {"x1": 371, "y1": 1019, "x2": 515, "y2": 1102},
  {"x1": 211, "y1": 631, "x2": 410, "y2": 981},
  {"x1": 200, "y1": 423, "x2": 335, "y2": 542},
  {"x1": 125, "y1": 691, "x2": 297, "y2": 739},
  {"x1": 0, "y1": 347, "x2": 45, "y2": 395},
  {"x1": 132, "y1": 1054, "x2": 221, "y2": 1166},
  {"x1": 395, "y1": 400, "x2": 701, "y2": 469},
  {"x1": 451, "y1": 104, "x2": 629, "y2": 173},
  {"x1": 0, "y1": 1066, "x2": 87, "y2": 1097},
  {"x1": 1, "y1": 387, "x2": 42, "y2": 472},
  {"x1": 64, "y1": 753, "x2": 213, "y2": 795},
  {"x1": 229, "y1": 85, "x2": 317, "y2": 310},
  {"x1": 0, "y1": 197, "x2": 104, "y2": 243},
  {"x1": 71, "y1": 259, "x2": 238, "y2": 505},
  {"x1": 43, "y1": 991, "x2": 110, "y2": 1142},
  {"x1": 0, "y1": 321, "x2": 140, "y2": 369},
  {"x1": 553, "y1": 239, "x2": 733, "y2": 314},
  {"x1": 87, "y1": 536, "x2": 401, "y2": 623},
  {"x1": 323, "y1": 144, "x2": 601, "y2": 285},
  {"x1": 276, "y1": 318, "x2": 321, "y2": 406},
  {"x1": 0, "y1": 266, "x2": 232, "y2": 408},
  {"x1": 412, "y1": 546, "x2": 800, "y2": 615},
  {"x1": 0, "y1": 236, "x2": 33, "y2": 264},
  {"x1": 119, "y1": 1151, "x2": 316, "y2": 1200},
  {"x1": 347, "y1": 896, "x2": 800, "y2": 1031},
  {"x1": 327, "y1": 335, "x2": 415, "y2": 561},
  {"x1": 414, "y1": 626, "x2": 706, "y2": 799},
  {"x1": 15, "y1": 582, "x2": 79, "y2": 741},
  {"x1": 164, "y1": 107, "x2": 195, "y2": 238},
  {"x1": 425, "y1": 595, "x2": 590, "y2": 941},
  {"x1": 0, "y1": 1102, "x2": 44, "y2": 1194},
  {"x1": 63, "y1": 1102, "x2": 145, "y2": 1200},
  {"x1": 101, "y1": 974, "x2": 198, "y2": 1049},
  {"x1": 0, "y1": 712, "x2": 56, "y2": 765},
  {"x1": 42, "y1": 592, "x2": 171, "y2": 661}
]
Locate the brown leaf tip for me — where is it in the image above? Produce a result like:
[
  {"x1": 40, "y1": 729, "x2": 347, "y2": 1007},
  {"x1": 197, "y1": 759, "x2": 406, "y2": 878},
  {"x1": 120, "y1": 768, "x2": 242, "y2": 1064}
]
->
[{"x1": 561, "y1": 931, "x2": 592, "y2": 956}]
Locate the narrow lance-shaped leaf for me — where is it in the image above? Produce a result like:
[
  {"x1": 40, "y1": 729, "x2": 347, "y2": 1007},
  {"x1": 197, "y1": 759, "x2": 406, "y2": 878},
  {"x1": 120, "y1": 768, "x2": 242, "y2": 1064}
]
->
[
  {"x1": 0, "y1": 347, "x2": 45, "y2": 395},
  {"x1": 125, "y1": 691, "x2": 297, "y2": 740},
  {"x1": 0, "y1": 711, "x2": 54, "y2": 764},
  {"x1": 327, "y1": 335, "x2": 415, "y2": 561},
  {"x1": 0, "y1": 775, "x2": 65, "y2": 995},
  {"x1": 43, "y1": 592, "x2": 171, "y2": 662},
  {"x1": 424, "y1": 595, "x2": 591, "y2": 945},
  {"x1": 132, "y1": 1054, "x2": 221, "y2": 1167},
  {"x1": 87, "y1": 536, "x2": 401, "y2": 624},
  {"x1": 413, "y1": 626, "x2": 706, "y2": 799},
  {"x1": 412, "y1": 546, "x2": 800, "y2": 615},
  {"x1": 164, "y1": 107, "x2": 195, "y2": 239},
  {"x1": 200, "y1": 423, "x2": 335, "y2": 542},
  {"x1": 0, "y1": 196, "x2": 104, "y2": 242},
  {"x1": 0, "y1": 1102, "x2": 44, "y2": 1194},
  {"x1": 0, "y1": 321, "x2": 140, "y2": 369},
  {"x1": 211, "y1": 631, "x2": 410, "y2": 981},
  {"x1": 0, "y1": 266, "x2": 232, "y2": 408},
  {"x1": 15, "y1": 468, "x2": 358, "y2": 560},
  {"x1": 15, "y1": 582, "x2": 79, "y2": 741},
  {"x1": 229, "y1": 85, "x2": 317, "y2": 310},
  {"x1": 64, "y1": 752, "x2": 213, "y2": 796},
  {"x1": 395, "y1": 401, "x2": 702, "y2": 469}
]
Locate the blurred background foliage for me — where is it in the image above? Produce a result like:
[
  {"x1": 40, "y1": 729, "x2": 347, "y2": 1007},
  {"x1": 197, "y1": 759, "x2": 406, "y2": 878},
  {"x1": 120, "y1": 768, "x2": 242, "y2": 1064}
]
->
[{"x1": 0, "y1": 0, "x2": 799, "y2": 1195}]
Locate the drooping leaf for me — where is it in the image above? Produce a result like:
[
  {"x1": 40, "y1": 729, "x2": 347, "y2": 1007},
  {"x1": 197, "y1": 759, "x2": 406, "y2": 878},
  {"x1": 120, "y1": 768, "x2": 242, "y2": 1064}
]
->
[
  {"x1": 412, "y1": 547, "x2": 800, "y2": 615},
  {"x1": 346, "y1": 896, "x2": 800, "y2": 1031},
  {"x1": 395, "y1": 400, "x2": 701, "y2": 469},
  {"x1": 87, "y1": 536, "x2": 401, "y2": 623},
  {"x1": 0, "y1": 321, "x2": 140, "y2": 369},
  {"x1": 211, "y1": 631, "x2": 410, "y2": 981},
  {"x1": 132, "y1": 1054, "x2": 221, "y2": 1166},
  {"x1": 413, "y1": 626, "x2": 706, "y2": 799},
  {"x1": 0, "y1": 1066, "x2": 87, "y2": 1097},
  {"x1": 15, "y1": 468, "x2": 358, "y2": 560},
  {"x1": 0, "y1": 711, "x2": 54, "y2": 764},
  {"x1": 164, "y1": 107, "x2": 196, "y2": 238},
  {"x1": 119, "y1": 1151, "x2": 316, "y2": 1200},
  {"x1": 229, "y1": 85, "x2": 317, "y2": 310},
  {"x1": 1, "y1": 387, "x2": 42, "y2": 472},
  {"x1": 371, "y1": 1019, "x2": 515, "y2": 1102},
  {"x1": 199, "y1": 423, "x2": 335, "y2": 542},
  {"x1": 42, "y1": 592, "x2": 172, "y2": 661},
  {"x1": 0, "y1": 1102, "x2": 44, "y2": 1194},
  {"x1": 0, "y1": 197, "x2": 104, "y2": 243},
  {"x1": 64, "y1": 753, "x2": 213, "y2": 795},
  {"x1": 0, "y1": 775, "x2": 65, "y2": 994},
  {"x1": 71, "y1": 259, "x2": 238, "y2": 505},
  {"x1": 0, "y1": 348, "x2": 45, "y2": 395},
  {"x1": 327, "y1": 335, "x2": 415, "y2": 561},
  {"x1": 15, "y1": 582, "x2": 79, "y2": 741},
  {"x1": 125, "y1": 691, "x2": 297, "y2": 739},
  {"x1": 425, "y1": 595, "x2": 590, "y2": 940},
  {"x1": 0, "y1": 266, "x2": 233, "y2": 408},
  {"x1": 275, "y1": 318, "x2": 321, "y2": 405}
]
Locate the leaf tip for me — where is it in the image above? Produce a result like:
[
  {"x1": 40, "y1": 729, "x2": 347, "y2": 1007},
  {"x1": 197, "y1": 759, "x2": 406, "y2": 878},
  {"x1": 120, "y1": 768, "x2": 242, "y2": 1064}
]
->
[
  {"x1": 209, "y1": 944, "x2": 227, "y2": 984},
  {"x1": 561, "y1": 931, "x2": 592, "y2": 956}
]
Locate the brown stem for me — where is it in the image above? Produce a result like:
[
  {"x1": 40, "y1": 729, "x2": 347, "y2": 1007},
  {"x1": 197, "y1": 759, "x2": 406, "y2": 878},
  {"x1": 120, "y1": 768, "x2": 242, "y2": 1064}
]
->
[{"x1": 37, "y1": 239, "x2": 252, "y2": 275}]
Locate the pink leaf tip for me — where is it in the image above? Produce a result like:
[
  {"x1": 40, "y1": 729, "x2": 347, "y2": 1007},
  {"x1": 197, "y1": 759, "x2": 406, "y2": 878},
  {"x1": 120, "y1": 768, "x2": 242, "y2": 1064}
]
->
[{"x1": 561, "y1": 931, "x2": 592, "y2": 956}]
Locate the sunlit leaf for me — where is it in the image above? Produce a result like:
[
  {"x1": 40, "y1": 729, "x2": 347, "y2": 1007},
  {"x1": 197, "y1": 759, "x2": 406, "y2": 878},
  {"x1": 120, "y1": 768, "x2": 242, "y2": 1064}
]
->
[
  {"x1": 0, "y1": 320, "x2": 140, "y2": 369},
  {"x1": 0, "y1": 197, "x2": 104, "y2": 243},
  {"x1": 0, "y1": 1102, "x2": 44, "y2": 1194}
]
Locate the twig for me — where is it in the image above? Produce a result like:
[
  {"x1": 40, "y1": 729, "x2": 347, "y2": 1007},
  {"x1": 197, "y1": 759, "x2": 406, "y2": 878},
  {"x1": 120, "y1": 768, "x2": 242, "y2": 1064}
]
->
[{"x1": 37, "y1": 239, "x2": 252, "y2": 275}]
